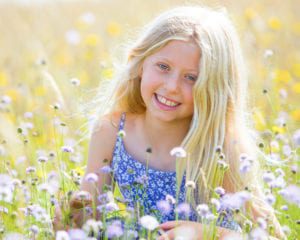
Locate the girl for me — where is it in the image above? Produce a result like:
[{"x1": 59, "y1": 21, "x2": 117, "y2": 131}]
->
[{"x1": 55, "y1": 5, "x2": 285, "y2": 239}]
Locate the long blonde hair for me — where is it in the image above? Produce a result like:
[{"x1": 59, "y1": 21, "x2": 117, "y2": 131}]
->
[{"x1": 91, "y1": 5, "x2": 282, "y2": 236}]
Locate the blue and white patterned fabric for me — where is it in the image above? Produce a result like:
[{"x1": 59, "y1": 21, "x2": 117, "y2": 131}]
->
[{"x1": 110, "y1": 112, "x2": 241, "y2": 231}]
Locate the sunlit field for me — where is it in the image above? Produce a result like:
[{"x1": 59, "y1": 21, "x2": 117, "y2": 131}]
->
[{"x1": 0, "y1": 0, "x2": 299, "y2": 239}]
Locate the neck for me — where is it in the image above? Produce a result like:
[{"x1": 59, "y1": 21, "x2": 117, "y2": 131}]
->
[{"x1": 142, "y1": 111, "x2": 192, "y2": 154}]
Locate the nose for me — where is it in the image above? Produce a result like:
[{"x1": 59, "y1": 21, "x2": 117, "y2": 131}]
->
[{"x1": 164, "y1": 72, "x2": 180, "y2": 93}]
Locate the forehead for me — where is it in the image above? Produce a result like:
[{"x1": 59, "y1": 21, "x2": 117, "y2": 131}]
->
[{"x1": 147, "y1": 40, "x2": 201, "y2": 70}]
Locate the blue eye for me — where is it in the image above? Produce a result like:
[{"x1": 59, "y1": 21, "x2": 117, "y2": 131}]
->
[
  {"x1": 157, "y1": 63, "x2": 169, "y2": 71},
  {"x1": 186, "y1": 75, "x2": 197, "y2": 82}
]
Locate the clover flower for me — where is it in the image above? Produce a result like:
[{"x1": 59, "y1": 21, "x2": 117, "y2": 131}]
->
[
  {"x1": 170, "y1": 147, "x2": 187, "y2": 158},
  {"x1": 140, "y1": 215, "x2": 159, "y2": 231}
]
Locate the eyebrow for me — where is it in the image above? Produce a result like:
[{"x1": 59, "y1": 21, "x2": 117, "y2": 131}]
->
[{"x1": 154, "y1": 56, "x2": 199, "y2": 72}]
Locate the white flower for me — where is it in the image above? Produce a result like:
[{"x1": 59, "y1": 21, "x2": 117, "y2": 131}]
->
[
  {"x1": 1, "y1": 95, "x2": 11, "y2": 104},
  {"x1": 196, "y1": 204, "x2": 210, "y2": 217},
  {"x1": 85, "y1": 173, "x2": 98, "y2": 183},
  {"x1": 79, "y1": 12, "x2": 95, "y2": 24},
  {"x1": 214, "y1": 187, "x2": 225, "y2": 196},
  {"x1": 76, "y1": 191, "x2": 91, "y2": 201},
  {"x1": 166, "y1": 194, "x2": 176, "y2": 204},
  {"x1": 185, "y1": 180, "x2": 196, "y2": 189},
  {"x1": 56, "y1": 230, "x2": 70, "y2": 240},
  {"x1": 170, "y1": 147, "x2": 186, "y2": 158},
  {"x1": 210, "y1": 198, "x2": 221, "y2": 211},
  {"x1": 263, "y1": 49, "x2": 274, "y2": 58},
  {"x1": 140, "y1": 215, "x2": 159, "y2": 231},
  {"x1": 65, "y1": 29, "x2": 81, "y2": 45}
]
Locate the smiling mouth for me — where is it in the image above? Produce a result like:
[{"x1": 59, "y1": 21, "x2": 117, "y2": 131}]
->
[{"x1": 154, "y1": 93, "x2": 181, "y2": 107}]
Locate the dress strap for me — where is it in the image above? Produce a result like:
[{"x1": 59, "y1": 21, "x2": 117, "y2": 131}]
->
[{"x1": 118, "y1": 112, "x2": 126, "y2": 132}]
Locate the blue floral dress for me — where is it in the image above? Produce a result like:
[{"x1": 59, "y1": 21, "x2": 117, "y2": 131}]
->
[{"x1": 110, "y1": 112, "x2": 240, "y2": 231}]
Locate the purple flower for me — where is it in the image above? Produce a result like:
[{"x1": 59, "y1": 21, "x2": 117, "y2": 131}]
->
[
  {"x1": 175, "y1": 203, "x2": 190, "y2": 217},
  {"x1": 68, "y1": 228, "x2": 87, "y2": 240},
  {"x1": 100, "y1": 165, "x2": 112, "y2": 174},
  {"x1": 292, "y1": 129, "x2": 300, "y2": 147},
  {"x1": 264, "y1": 194, "x2": 276, "y2": 205},
  {"x1": 140, "y1": 215, "x2": 159, "y2": 231},
  {"x1": 220, "y1": 191, "x2": 251, "y2": 210},
  {"x1": 107, "y1": 221, "x2": 123, "y2": 238},
  {"x1": 214, "y1": 187, "x2": 225, "y2": 196},
  {"x1": 61, "y1": 146, "x2": 74, "y2": 153},
  {"x1": 85, "y1": 173, "x2": 98, "y2": 183},
  {"x1": 156, "y1": 200, "x2": 171, "y2": 215},
  {"x1": 278, "y1": 185, "x2": 300, "y2": 206},
  {"x1": 196, "y1": 204, "x2": 210, "y2": 218}
]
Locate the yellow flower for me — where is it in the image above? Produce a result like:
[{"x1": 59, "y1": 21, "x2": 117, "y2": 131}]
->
[
  {"x1": 79, "y1": 71, "x2": 89, "y2": 85},
  {"x1": 273, "y1": 69, "x2": 292, "y2": 84},
  {"x1": 292, "y1": 22, "x2": 300, "y2": 35},
  {"x1": 268, "y1": 17, "x2": 282, "y2": 30},
  {"x1": 6, "y1": 89, "x2": 19, "y2": 102},
  {"x1": 291, "y1": 109, "x2": 300, "y2": 121},
  {"x1": 85, "y1": 34, "x2": 100, "y2": 47},
  {"x1": 106, "y1": 22, "x2": 121, "y2": 37},
  {"x1": 244, "y1": 8, "x2": 257, "y2": 21},
  {"x1": 292, "y1": 63, "x2": 300, "y2": 78},
  {"x1": 101, "y1": 68, "x2": 114, "y2": 79},
  {"x1": 73, "y1": 166, "x2": 85, "y2": 176},
  {"x1": 272, "y1": 126, "x2": 285, "y2": 134},
  {"x1": 292, "y1": 83, "x2": 300, "y2": 94},
  {"x1": 34, "y1": 86, "x2": 47, "y2": 96},
  {"x1": 0, "y1": 71, "x2": 8, "y2": 87}
]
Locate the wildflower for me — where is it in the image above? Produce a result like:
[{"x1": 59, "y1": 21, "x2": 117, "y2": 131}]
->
[
  {"x1": 185, "y1": 180, "x2": 196, "y2": 189},
  {"x1": 175, "y1": 203, "x2": 191, "y2": 217},
  {"x1": 263, "y1": 49, "x2": 274, "y2": 58},
  {"x1": 265, "y1": 194, "x2": 276, "y2": 205},
  {"x1": 67, "y1": 229, "x2": 87, "y2": 239},
  {"x1": 215, "y1": 145, "x2": 222, "y2": 153},
  {"x1": 280, "y1": 205, "x2": 288, "y2": 211},
  {"x1": 56, "y1": 230, "x2": 70, "y2": 240},
  {"x1": 262, "y1": 172, "x2": 275, "y2": 184},
  {"x1": 24, "y1": 111, "x2": 33, "y2": 118},
  {"x1": 29, "y1": 225, "x2": 39, "y2": 235},
  {"x1": 79, "y1": 12, "x2": 95, "y2": 25},
  {"x1": 239, "y1": 160, "x2": 252, "y2": 174},
  {"x1": 275, "y1": 168, "x2": 285, "y2": 177},
  {"x1": 270, "y1": 176, "x2": 286, "y2": 189},
  {"x1": 85, "y1": 173, "x2": 98, "y2": 183},
  {"x1": 65, "y1": 29, "x2": 81, "y2": 45},
  {"x1": 37, "y1": 156, "x2": 48, "y2": 163},
  {"x1": 69, "y1": 78, "x2": 80, "y2": 86},
  {"x1": 217, "y1": 160, "x2": 229, "y2": 170},
  {"x1": 170, "y1": 147, "x2": 187, "y2": 158},
  {"x1": 82, "y1": 219, "x2": 103, "y2": 237},
  {"x1": 257, "y1": 217, "x2": 267, "y2": 229},
  {"x1": 50, "y1": 103, "x2": 61, "y2": 110},
  {"x1": 249, "y1": 227, "x2": 268, "y2": 239},
  {"x1": 105, "y1": 202, "x2": 119, "y2": 212},
  {"x1": 214, "y1": 187, "x2": 225, "y2": 196},
  {"x1": 140, "y1": 215, "x2": 159, "y2": 231},
  {"x1": 220, "y1": 191, "x2": 251, "y2": 210},
  {"x1": 156, "y1": 200, "x2": 171, "y2": 215},
  {"x1": 76, "y1": 191, "x2": 91, "y2": 201},
  {"x1": 292, "y1": 129, "x2": 300, "y2": 147},
  {"x1": 166, "y1": 194, "x2": 176, "y2": 204},
  {"x1": 210, "y1": 198, "x2": 221, "y2": 211},
  {"x1": 61, "y1": 146, "x2": 74, "y2": 153},
  {"x1": 100, "y1": 165, "x2": 112, "y2": 174},
  {"x1": 291, "y1": 165, "x2": 298, "y2": 174},
  {"x1": 196, "y1": 204, "x2": 210, "y2": 218},
  {"x1": 278, "y1": 185, "x2": 300, "y2": 205},
  {"x1": 107, "y1": 221, "x2": 123, "y2": 238},
  {"x1": 26, "y1": 166, "x2": 36, "y2": 174},
  {"x1": 1, "y1": 95, "x2": 11, "y2": 104}
]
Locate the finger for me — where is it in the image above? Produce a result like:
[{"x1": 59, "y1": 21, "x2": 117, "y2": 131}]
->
[
  {"x1": 157, "y1": 229, "x2": 175, "y2": 240},
  {"x1": 159, "y1": 221, "x2": 184, "y2": 230}
]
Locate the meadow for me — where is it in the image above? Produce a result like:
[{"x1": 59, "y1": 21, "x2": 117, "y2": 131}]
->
[{"x1": 0, "y1": 0, "x2": 299, "y2": 239}]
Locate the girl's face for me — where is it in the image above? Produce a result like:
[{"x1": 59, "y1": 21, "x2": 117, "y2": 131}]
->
[{"x1": 140, "y1": 40, "x2": 200, "y2": 123}]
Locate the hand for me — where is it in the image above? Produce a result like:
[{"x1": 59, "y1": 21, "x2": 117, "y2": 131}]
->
[
  {"x1": 158, "y1": 221, "x2": 202, "y2": 240},
  {"x1": 158, "y1": 221, "x2": 242, "y2": 240}
]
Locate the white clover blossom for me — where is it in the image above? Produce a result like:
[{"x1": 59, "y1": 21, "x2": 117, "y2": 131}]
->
[
  {"x1": 170, "y1": 147, "x2": 187, "y2": 158},
  {"x1": 140, "y1": 215, "x2": 159, "y2": 231}
]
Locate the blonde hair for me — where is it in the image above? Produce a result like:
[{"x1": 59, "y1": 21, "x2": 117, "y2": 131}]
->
[{"x1": 91, "y1": 5, "x2": 283, "y2": 237}]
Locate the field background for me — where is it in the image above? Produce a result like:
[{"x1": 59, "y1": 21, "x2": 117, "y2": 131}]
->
[{"x1": 0, "y1": 0, "x2": 299, "y2": 239}]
